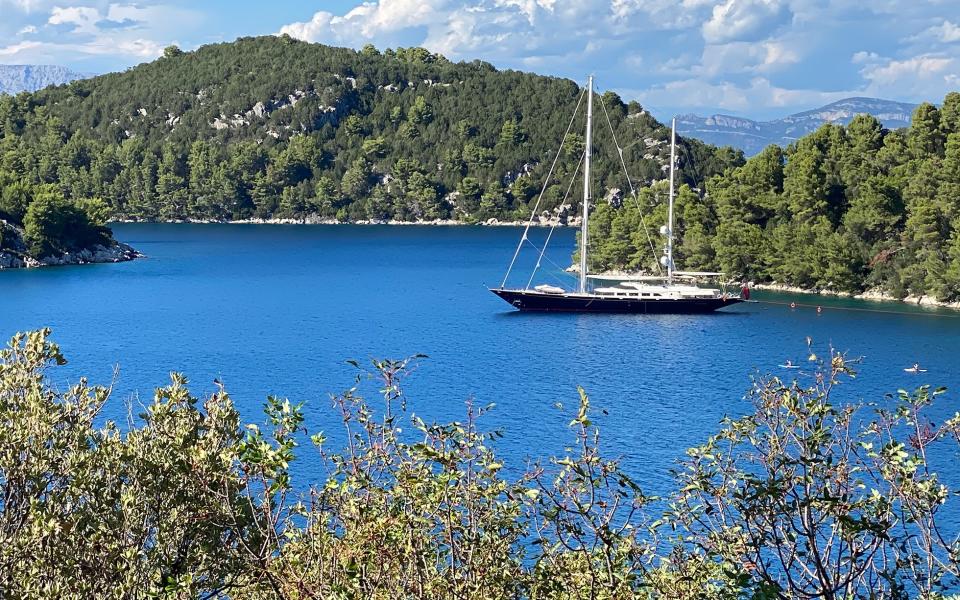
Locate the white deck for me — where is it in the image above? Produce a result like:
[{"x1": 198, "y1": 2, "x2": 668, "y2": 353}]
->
[{"x1": 592, "y1": 281, "x2": 724, "y2": 300}]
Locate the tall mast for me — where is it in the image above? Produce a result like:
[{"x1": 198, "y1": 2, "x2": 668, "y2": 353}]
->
[
  {"x1": 579, "y1": 76, "x2": 593, "y2": 294},
  {"x1": 667, "y1": 117, "x2": 676, "y2": 286}
]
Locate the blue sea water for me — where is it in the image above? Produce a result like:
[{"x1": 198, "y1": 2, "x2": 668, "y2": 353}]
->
[{"x1": 2, "y1": 223, "x2": 960, "y2": 495}]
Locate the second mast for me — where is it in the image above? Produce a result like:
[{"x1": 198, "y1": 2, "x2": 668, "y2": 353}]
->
[{"x1": 579, "y1": 76, "x2": 594, "y2": 294}]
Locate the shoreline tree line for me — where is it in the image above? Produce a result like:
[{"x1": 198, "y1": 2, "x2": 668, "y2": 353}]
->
[
  {"x1": 0, "y1": 36, "x2": 737, "y2": 261},
  {"x1": 587, "y1": 94, "x2": 960, "y2": 302}
]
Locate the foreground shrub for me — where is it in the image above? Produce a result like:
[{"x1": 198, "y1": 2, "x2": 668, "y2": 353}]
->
[
  {"x1": 665, "y1": 351, "x2": 960, "y2": 599},
  {"x1": 0, "y1": 330, "x2": 958, "y2": 598},
  {"x1": 0, "y1": 330, "x2": 259, "y2": 597}
]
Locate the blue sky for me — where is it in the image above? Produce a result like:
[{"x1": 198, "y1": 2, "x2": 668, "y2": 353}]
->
[{"x1": 1, "y1": 0, "x2": 959, "y2": 119}]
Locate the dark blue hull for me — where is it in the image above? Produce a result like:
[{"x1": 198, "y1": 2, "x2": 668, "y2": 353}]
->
[{"x1": 490, "y1": 288, "x2": 743, "y2": 313}]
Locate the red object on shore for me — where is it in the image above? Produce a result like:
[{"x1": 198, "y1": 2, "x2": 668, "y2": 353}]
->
[{"x1": 740, "y1": 284, "x2": 750, "y2": 300}]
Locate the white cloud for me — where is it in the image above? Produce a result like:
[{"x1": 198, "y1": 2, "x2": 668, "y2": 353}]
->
[
  {"x1": 635, "y1": 76, "x2": 853, "y2": 113},
  {"x1": 0, "y1": 40, "x2": 43, "y2": 57},
  {"x1": 280, "y1": 0, "x2": 718, "y2": 61},
  {"x1": 279, "y1": 0, "x2": 452, "y2": 47},
  {"x1": 361, "y1": 0, "x2": 448, "y2": 32},
  {"x1": 926, "y1": 19, "x2": 960, "y2": 43},
  {"x1": 48, "y1": 5, "x2": 101, "y2": 34},
  {"x1": 45, "y1": 3, "x2": 160, "y2": 33},
  {"x1": 497, "y1": 0, "x2": 558, "y2": 24},
  {"x1": 693, "y1": 39, "x2": 800, "y2": 77},
  {"x1": 278, "y1": 11, "x2": 335, "y2": 42},
  {"x1": 851, "y1": 50, "x2": 881, "y2": 64},
  {"x1": 280, "y1": 10, "x2": 356, "y2": 46},
  {"x1": 106, "y1": 3, "x2": 155, "y2": 23},
  {"x1": 0, "y1": 0, "x2": 50, "y2": 12},
  {"x1": 902, "y1": 18, "x2": 960, "y2": 48},
  {"x1": 760, "y1": 40, "x2": 800, "y2": 70},
  {"x1": 701, "y1": 0, "x2": 790, "y2": 44},
  {"x1": 0, "y1": 37, "x2": 163, "y2": 61},
  {"x1": 608, "y1": 0, "x2": 715, "y2": 29},
  {"x1": 859, "y1": 53, "x2": 958, "y2": 98},
  {"x1": 863, "y1": 55, "x2": 953, "y2": 85},
  {"x1": 105, "y1": 38, "x2": 165, "y2": 57},
  {"x1": 0, "y1": 2, "x2": 199, "y2": 69}
]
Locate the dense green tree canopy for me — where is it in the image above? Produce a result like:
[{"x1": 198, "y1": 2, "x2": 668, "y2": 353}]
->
[
  {"x1": 0, "y1": 172, "x2": 112, "y2": 260},
  {"x1": 586, "y1": 96, "x2": 960, "y2": 302},
  {"x1": 0, "y1": 36, "x2": 738, "y2": 228}
]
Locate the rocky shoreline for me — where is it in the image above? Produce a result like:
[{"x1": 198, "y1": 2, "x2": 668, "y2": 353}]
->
[
  {"x1": 0, "y1": 242, "x2": 142, "y2": 270},
  {"x1": 752, "y1": 282, "x2": 960, "y2": 310},
  {"x1": 2, "y1": 216, "x2": 566, "y2": 271},
  {"x1": 8, "y1": 219, "x2": 952, "y2": 312},
  {"x1": 115, "y1": 216, "x2": 581, "y2": 227}
]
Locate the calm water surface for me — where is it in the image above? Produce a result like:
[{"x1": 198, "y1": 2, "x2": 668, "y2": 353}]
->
[{"x1": 2, "y1": 223, "x2": 960, "y2": 493}]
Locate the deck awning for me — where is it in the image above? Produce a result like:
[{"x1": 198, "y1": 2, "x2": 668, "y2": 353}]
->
[
  {"x1": 585, "y1": 274, "x2": 667, "y2": 282},
  {"x1": 586, "y1": 271, "x2": 726, "y2": 282},
  {"x1": 673, "y1": 270, "x2": 725, "y2": 277}
]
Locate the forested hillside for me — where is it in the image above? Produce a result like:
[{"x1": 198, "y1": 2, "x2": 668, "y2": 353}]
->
[
  {"x1": 0, "y1": 36, "x2": 739, "y2": 227},
  {"x1": 589, "y1": 94, "x2": 960, "y2": 302}
]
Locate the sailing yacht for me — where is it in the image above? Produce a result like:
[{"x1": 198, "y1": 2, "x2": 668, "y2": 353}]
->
[{"x1": 490, "y1": 76, "x2": 745, "y2": 314}]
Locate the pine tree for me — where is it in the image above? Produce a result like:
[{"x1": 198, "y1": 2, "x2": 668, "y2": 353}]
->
[
  {"x1": 842, "y1": 177, "x2": 902, "y2": 245},
  {"x1": 909, "y1": 103, "x2": 945, "y2": 159},
  {"x1": 901, "y1": 199, "x2": 948, "y2": 297},
  {"x1": 783, "y1": 143, "x2": 827, "y2": 222}
]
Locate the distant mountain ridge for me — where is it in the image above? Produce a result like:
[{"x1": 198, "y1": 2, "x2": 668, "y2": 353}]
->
[
  {"x1": 677, "y1": 97, "x2": 918, "y2": 155},
  {"x1": 0, "y1": 65, "x2": 91, "y2": 94}
]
